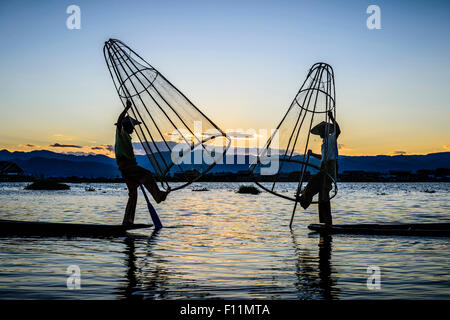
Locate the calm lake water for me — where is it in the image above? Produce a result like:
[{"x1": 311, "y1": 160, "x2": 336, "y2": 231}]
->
[{"x1": 0, "y1": 182, "x2": 449, "y2": 299}]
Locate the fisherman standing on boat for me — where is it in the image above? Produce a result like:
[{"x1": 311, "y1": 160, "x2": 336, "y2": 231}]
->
[
  {"x1": 298, "y1": 110, "x2": 340, "y2": 224},
  {"x1": 115, "y1": 100, "x2": 168, "y2": 225}
]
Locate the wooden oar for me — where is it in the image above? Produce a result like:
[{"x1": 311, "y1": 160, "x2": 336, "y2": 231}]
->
[{"x1": 139, "y1": 185, "x2": 163, "y2": 229}]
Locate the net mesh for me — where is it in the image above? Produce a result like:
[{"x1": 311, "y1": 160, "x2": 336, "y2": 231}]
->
[
  {"x1": 104, "y1": 39, "x2": 230, "y2": 191},
  {"x1": 250, "y1": 62, "x2": 338, "y2": 202}
]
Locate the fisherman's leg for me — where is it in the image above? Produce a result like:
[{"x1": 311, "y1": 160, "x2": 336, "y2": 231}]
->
[
  {"x1": 317, "y1": 161, "x2": 334, "y2": 225},
  {"x1": 298, "y1": 172, "x2": 323, "y2": 209},
  {"x1": 318, "y1": 188, "x2": 332, "y2": 225},
  {"x1": 139, "y1": 171, "x2": 168, "y2": 204},
  {"x1": 123, "y1": 181, "x2": 138, "y2": 225}
]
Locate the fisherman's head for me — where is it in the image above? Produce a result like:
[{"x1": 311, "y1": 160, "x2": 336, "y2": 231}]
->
[
  {"x1": 121, "y1": 116, "x2": 141, "y2": 134},
  {"x1": 311, "y1": 121, "x2": 334, "y2": 139}
]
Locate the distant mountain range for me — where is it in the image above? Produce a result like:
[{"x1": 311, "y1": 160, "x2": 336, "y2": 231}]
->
[{"x1": 1, "y1": 149, "x2": 449, "y2": 178}]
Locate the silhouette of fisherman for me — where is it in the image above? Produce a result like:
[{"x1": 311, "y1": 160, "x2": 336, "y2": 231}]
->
[
  {"x1": 298, "y1": 110, "x2": 340, "y2": 224},
  {"x1": 115, "y1": 100, "x2": 168, "y2": 225}
]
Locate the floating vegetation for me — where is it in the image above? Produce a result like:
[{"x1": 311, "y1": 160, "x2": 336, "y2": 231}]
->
[
  {"x1": 192, "y1": 187, "x2": 209, "y2": 192},
  {"x1": 25, "y1": 180, "x2": 70, "y2": 190},
  {"x1": 85, "y1": 186, "x2": 96, "y2": 192},
  {"x1": 423, "y1": 189, "x2": 436, "y2": 193},
  {"x1": 237, "y1": 185, "x2": 261, "y2": 195}
]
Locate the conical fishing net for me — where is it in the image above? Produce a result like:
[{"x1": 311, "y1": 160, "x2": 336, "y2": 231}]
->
[
  {"x1": 104, "y1": 39, "x2": 230, "y2": 192},
  {"x1": 250, "y1": 62, "x2": 338, "y2": 203}
]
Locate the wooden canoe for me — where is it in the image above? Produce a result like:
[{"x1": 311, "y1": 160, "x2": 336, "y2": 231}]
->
[
  {"x1": 308, "y1": 223, "x2": 450, "y2": 237},
  {"x1": 0, "y1": 219, "x2": 153, "y2": 237}
]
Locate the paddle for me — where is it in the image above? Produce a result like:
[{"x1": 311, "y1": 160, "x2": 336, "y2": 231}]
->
[{"x1": 139, "y1": 185, "x2": 163, "y2": 229}]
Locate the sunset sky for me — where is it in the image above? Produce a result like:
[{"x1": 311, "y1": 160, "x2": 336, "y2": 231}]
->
[{"x1": 0, "y1": 0, "x2": 449, "y2": 157}]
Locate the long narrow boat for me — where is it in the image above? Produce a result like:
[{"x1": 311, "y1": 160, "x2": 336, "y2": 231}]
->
[
  {"x1": 0, "y1": 219, "x2": 153, "y2": 237},
  {"x1": 308, "y1": 223, "x2": 450, "y2": 237}
]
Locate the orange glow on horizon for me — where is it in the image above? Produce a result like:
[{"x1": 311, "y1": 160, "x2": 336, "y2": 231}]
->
[
  {"x1": 3, "y1": 142, "x2": 449, "y2": 158},
  {"x1": 4, "y1": 144, "x2": 115, "y2": 158}
]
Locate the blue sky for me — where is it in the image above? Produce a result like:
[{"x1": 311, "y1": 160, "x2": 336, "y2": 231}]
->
[{"x1": 0, "y1": 0, "x2": 449, "y2": 155}]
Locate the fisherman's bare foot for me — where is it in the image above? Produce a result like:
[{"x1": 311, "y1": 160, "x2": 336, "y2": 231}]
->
[
  {"x1": 297, "y1": 194, "x2": 309, "y2": 209},
  {"x1": 122, "y1": 220, "x2": 134, "y2": 226},
  {"x1": 156, "y1": 191, "x2": 168, "y2": 204}
]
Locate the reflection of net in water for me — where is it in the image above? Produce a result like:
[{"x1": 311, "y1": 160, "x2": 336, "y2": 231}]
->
[
  {"x1": 104, "y1": 39, "x2": 230, "y2": 192},
  {"x1": 250, "y1": 62, "x2": 338, "y2": 203}
]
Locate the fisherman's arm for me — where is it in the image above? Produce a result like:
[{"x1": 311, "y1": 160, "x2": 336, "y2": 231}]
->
[
  {"x1": 308, "y1": 149, "x2": 322, "y2": 160},
  {"x1": 117, "y1": 100, "x2": 132, "y2": 130},
  {"x1": 328, "y1": 110, "x2": 341, "y2": 138}
]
